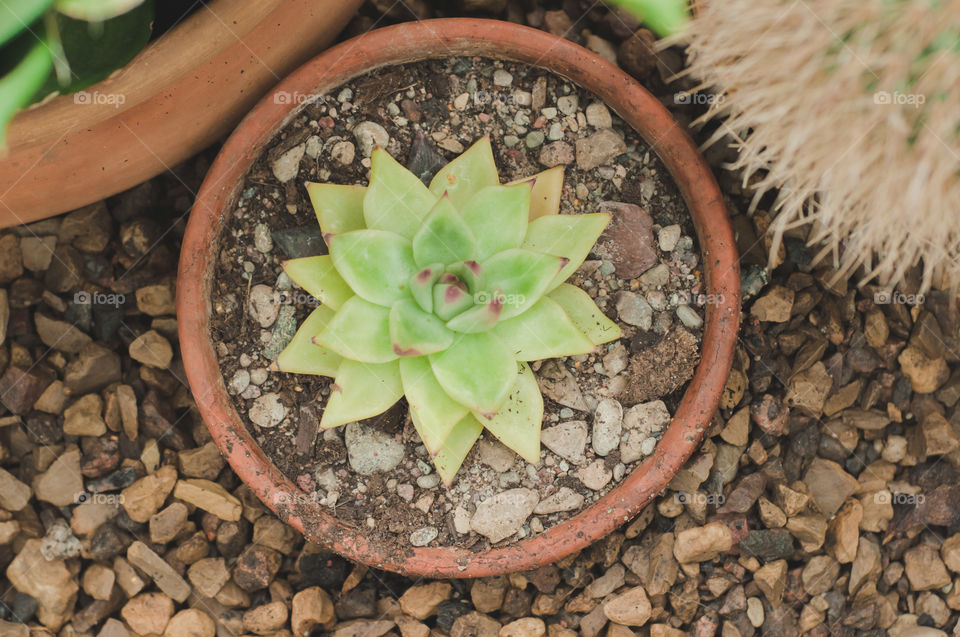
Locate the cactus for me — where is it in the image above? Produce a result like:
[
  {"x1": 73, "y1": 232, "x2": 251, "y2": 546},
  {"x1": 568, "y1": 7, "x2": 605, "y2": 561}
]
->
[{"x1": 273, "y1": 138, "x2": 621, "y2": 485}]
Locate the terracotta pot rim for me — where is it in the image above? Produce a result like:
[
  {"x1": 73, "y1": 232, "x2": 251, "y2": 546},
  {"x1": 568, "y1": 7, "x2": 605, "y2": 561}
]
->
[{"x1": 178, "y1": 18, "x2": 741, "y2": 578}]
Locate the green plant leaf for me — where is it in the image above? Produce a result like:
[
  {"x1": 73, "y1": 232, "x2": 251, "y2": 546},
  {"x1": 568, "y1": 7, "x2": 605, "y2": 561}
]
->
[
  {"x1": 56, "y1": 0, "x2": 144, "y2": 21},
  {"x1": 306, "y1": 183, "x2": 366, "y2": 243},
  {"x1": 548, "y1": 283, "x2": 622, "y2": 345},
  {"x1": 480, "y1": 248, "x2": 566, "y2": 320},
  {"x1": 0, "y1": 35, "x2": 53, "y2": 147},
  {"x1": 319, "y1": 359, "x2": 402, "y2": 429},
  {"x1": 314, "y1": 296, "x2": 397, "y2": 364},
  {"x1": 477, "y1": 362, "x2": 542, "y2": 463},
  {"x1": 411, "y1": 195, "x2": 476, "y2": 267},
  {"x1": 410, "y1": 264, "x2": 442, "y2": 314},
  {"x1": 445, "y1": 260, "x2": 481, "y2": 293},
  {"x1": 445, "y1": 292, "x2": 503, "y2": 334},
  {"x1": 605, "y1": 0, "x2": 689, "y2": 37},
  {"x1": 0, "y1": 0, "x2": 54, "y2": 47},
  {"x1": 432, "y1": 413, "x2": 484, "y2": 486},
  {"x1": 34, "y1": 0, "x2": 153, "y2": 95},
  {"x1": 329, "y1": 229, "x2": 417, "y2": 307},
  {"x1": 364, "y1": 148, "x2": 437, "y2": 239},
  {"x1": 273, "y1": 306, "x2": 342, "y2": 376},
  {"x1": 429, "y1": 137, "x2": 499, "y2": 209},
  {"x1": 429, "y1": 332, "x2": 517, "y2": 417},
  {"x1": 493, "y1": 297, "x2": 594, "y2": 361},
  {"x1": 509, "y1": 166, "x2": 565, "y2": 220},
  {"x1": 282, "y1": 255, "x2": 352, "y2": 311},
  {"x1": 389, "y1": 298, "x2": 455, "y2": 356},
  {"x1": 522, "y1": 213, "x2": 611, "y2": 289},
  {"x1": 400, "y1": 356, "x2": 468, "y2": 455},
  {"x1": 432, "y1": 281, "x2": 473, "y2": 321},
  {"x1": 458, "y1": 183, "x2": 531, "y2": 260}
]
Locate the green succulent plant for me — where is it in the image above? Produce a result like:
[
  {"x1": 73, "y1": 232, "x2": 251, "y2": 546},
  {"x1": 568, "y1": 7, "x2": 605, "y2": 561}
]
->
[{"x1": 272, "y1": 138, "x2": 621, "y2": 485}]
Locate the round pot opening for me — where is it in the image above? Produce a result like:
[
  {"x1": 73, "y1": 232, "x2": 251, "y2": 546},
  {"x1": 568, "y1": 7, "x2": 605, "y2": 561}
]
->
[{"x1": 178, "y1": 18, "x2": 741, "y2": 578}]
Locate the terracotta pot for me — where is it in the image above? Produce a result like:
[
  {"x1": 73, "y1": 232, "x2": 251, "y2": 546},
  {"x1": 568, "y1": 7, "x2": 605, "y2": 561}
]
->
[
  {"x1": 0, "y1": 0, "x2": 362, "y2": 229},
  {"x1": 178, "y1": 18, "x2": 741, "y2": 578}
]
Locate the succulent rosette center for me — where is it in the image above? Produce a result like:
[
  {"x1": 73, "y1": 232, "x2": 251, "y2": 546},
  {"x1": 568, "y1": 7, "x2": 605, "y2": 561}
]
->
[{"x1": 272, "y1": 137, "x2": 621, "y2": 484}]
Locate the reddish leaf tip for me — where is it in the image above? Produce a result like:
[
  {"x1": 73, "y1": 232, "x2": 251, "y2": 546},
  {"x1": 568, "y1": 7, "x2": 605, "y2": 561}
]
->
[{"x1": 393, "y1": 343, "x2": 422, "y2": 357}]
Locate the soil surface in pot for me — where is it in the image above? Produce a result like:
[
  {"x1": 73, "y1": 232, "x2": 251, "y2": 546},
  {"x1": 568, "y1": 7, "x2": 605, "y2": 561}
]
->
[{"x1": 209, "y1": 56, "x2": 707, "y2": 552}]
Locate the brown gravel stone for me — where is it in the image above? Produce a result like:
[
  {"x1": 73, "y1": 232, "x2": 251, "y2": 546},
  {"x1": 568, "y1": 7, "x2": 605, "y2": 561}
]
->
[
  {"x1": 164, "y1": 608, "x2": 215, "y2": 637},
  {"x1": 292, "y1": 587, "x2": 336, "y2": 636},
  {"x1": 673, "y1": 523, "x2": 733, "y2": 563},
  {"x1": 242, "y1": 601, "x2": 289, "y2": 634},
  {"x1": 803, "y1": 458, "x2": 858, "y2": 517},
  {"x1": 904, "y1": 543, "x2": 951, "y2": 591},
  {"x1": 753, "y1": 560, "x2": 787, "y2": 607},
  {"x1": 127, "y1": 541, "x2": 191, "y2": 602},
  {"x1": 7, "y1": 539, "x2": 79, "y2": 630},
  {"x1": 121, "y1": 592, "x2": 174, "y2": 636},
  {"x1": 234, "y1": 544, "x2": 283, "y2": 592},
  {"x1": 603, "y1": 586, "x2": 651, "y2": 627},
  {"x1": 399, "y1": 581, "x2": 451, "y2": 620}
]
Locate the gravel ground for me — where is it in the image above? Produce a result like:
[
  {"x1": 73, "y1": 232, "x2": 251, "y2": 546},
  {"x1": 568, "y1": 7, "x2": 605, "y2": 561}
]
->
[{"x1": 0, "y1": 2, "x2": 958, "y2": 637}]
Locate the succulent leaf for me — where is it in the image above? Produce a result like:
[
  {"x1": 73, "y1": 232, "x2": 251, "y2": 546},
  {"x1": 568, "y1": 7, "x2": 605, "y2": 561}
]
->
[
  {"x1": 329, "y1": 229, "x2": 417, "y2": 307},
  {"x1": 282, "y1": 256, "x2": 353, "y2": 311},
  {"x1": 411, "y1": 195, "x2": 476, "y2": 267},
  {"x1": 389, "y1": 298, "x2": 455, "y2": 356},
  {"x1": 432, "y1": 414, "x2": 484, "y2": 486},
  {"x1": 429, "y1": 332, "x2": 517, "y2": 417},
  {"x1": 445, "y1": 260, "x2": 482, "y2": 292},
  {"x1": 273, "y1": 306, "x2": 342, "y2": 376},
  {"x1": 410, "y1": 264, "x2": 443, "y2": 313},
  {"x1": 314, "y1": 296, "x2": 397, "y2": 363},
  {"x1": 480, "y1": 248, "x2": 567, "y2": 320},
  {"x1": 548, "y1": 283, "x2": 622, "y2": 345},
  {"x1": 522, "y1": 213, "x2": 611, "y2": 289},
  {"x1": 306, "y1": 183, "x2": 367, "y2": 244},
  {"x1": 364, "y1": 148, "x2": 438, "y2": 238},
  {"x1": 458, "y1": 183, "x2": 531, "y2": 260},
  {"x1": 508, "y1": 165, "x2": 565, "y2": 220},
  {"x1": 399, "y1": 356, "x2": 468, "y2": 455},
  {"x1": 432, "y1": 282, "x2": 474, "y2": 321},
  {"x1": 428, "y1": 137, "x2": 499, "y2": 208},
  {"x1": 493, "y1": 297, "x2": 595, "y2": 361},
  {"x1": 444, "y1": 292, "x2": 503, "y2": 334},
  {"x1": 319, "y1": 359, "x2": 402, "y2": 429},
  {"x1": 477, "y1": 363, "x2": 542, "y2": 463}
]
